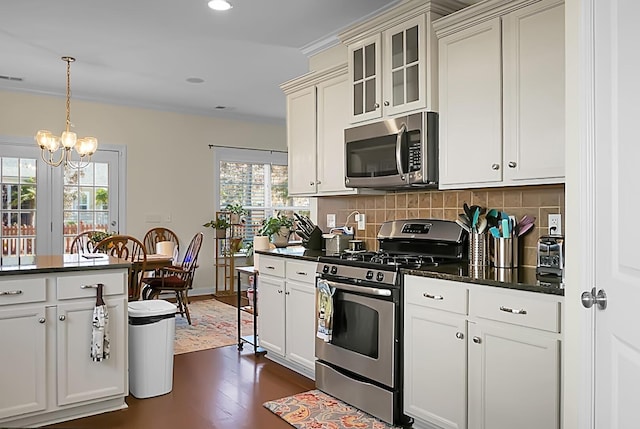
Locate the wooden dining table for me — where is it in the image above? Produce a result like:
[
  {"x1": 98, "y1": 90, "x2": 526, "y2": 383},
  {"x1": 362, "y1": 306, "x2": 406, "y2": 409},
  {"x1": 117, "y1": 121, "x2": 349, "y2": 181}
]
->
[{"x1": 130, "y1": 254, "x2": 174, "y2": 300}]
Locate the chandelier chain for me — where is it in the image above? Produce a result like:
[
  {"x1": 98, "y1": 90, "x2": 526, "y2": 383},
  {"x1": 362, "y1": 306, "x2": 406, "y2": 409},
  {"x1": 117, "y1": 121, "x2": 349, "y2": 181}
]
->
[{"x1": 65, "y1": 58, "x2": 71, "y2": 132}]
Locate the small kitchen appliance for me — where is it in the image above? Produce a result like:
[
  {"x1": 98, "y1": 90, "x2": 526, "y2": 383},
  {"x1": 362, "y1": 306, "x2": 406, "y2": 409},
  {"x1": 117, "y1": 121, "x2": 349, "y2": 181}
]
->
[
  {"x1": 536, "y1": 235, "x2": 564, "y2": 276},
  {"x1": 315, "y1": 219, "x2": 467, "y2": 426}
]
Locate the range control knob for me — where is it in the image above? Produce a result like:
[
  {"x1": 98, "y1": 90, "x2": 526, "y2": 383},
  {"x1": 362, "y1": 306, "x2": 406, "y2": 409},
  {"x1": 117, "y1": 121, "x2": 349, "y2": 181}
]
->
[
  {"x1": 366, "y1": 270, "x2": 374, "y2": 280},
  {"x1": 322, "y1": 265, "x2": 330, "y2": 274},
  {"x1": 330, "y1": 266, "x2": 338, "y2": 275},
  {"x1": 376, "y1": 272, "x2": 385, "y2": 282}
]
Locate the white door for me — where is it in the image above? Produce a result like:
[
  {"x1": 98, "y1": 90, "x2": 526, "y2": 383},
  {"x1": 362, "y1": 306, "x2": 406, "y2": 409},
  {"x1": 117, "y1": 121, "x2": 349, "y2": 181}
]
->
[
  {"x1": 592, "y1": 0, "x2": 640, "y2": 427},
  {"x1": 284, "y1": 280, "x2": 315, "y2": 371},
  {"x1": 256, "y1": 275, "x2": 285, "y2": 356}
]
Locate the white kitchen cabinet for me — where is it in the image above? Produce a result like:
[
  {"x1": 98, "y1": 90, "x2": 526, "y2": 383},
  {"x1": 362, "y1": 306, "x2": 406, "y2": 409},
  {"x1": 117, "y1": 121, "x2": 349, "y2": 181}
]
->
[
  {"x1": 340, "y1": 1, "x2": 458, "y2": 123},
  {"x1": 283, "y1": 65, "x2": 359, "y2": 197},
  {"x1": 436, "y1": 0, "x2": 565, "y2": 189},
  {"x1": 257, "y1": 255, "x2": 316, "y2": 379},
  {"x1": 0, "y1": 266, "x2": 129, "y2": 428},
  {"x1": 404, "y1": 276, "x2": 467, "y2": 429},
  {"x1": 403, "y1": 275, "x2": 562, "y2": 429}
]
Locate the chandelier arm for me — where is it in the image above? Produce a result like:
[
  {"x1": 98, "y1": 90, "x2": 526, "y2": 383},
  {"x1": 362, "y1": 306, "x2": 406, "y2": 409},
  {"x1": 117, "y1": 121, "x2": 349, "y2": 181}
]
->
[{"x1": 41, "y1": 147, "x2": 67, "y2": 167}]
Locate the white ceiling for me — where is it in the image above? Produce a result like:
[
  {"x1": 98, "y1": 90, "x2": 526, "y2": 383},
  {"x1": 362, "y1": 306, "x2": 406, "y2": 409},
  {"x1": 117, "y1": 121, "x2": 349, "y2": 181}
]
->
[{"x1": 0, "y1": 0, "x2": 414, "y2": 124}]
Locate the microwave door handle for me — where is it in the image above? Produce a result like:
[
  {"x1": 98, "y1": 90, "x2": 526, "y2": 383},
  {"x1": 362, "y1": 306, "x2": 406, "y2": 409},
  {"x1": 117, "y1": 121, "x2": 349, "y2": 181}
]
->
[{"x1": 395, "y1": 123, "x2": 407, "y2": 177}]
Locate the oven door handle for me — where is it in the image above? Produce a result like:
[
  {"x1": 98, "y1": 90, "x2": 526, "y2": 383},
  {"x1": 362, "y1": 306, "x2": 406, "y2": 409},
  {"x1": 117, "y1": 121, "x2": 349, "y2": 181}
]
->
[
  {"x1": 321, "y1": 279, "x2": 392, "y2": 297},
  {"x1": 395, "y1": 123, "x2": 407, "y2": 177}
]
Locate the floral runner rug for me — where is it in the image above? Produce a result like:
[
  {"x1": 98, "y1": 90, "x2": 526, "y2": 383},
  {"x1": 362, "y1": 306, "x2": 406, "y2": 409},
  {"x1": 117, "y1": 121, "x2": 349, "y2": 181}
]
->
[
  {"x1": 263, "y1": 389, "x2": 402, "y2": 429},
  {"x1": 174, "y1": 298, "x2": 253, "y2": 355}
]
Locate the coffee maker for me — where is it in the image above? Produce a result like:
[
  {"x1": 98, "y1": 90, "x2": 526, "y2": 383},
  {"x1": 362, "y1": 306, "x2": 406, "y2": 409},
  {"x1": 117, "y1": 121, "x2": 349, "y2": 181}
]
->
[{"x1": 536, "y1": 235, "x2": 564, "y2": 276}]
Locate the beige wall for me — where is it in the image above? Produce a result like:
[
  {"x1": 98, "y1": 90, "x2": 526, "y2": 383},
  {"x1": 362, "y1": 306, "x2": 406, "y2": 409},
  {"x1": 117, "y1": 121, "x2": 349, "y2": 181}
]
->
[
  {"x1": 318, "y1": 184, "x2": 565, "y2": 268},
  {"x1": 0, "y1": 89, "x2": 287, "y2": 293}
]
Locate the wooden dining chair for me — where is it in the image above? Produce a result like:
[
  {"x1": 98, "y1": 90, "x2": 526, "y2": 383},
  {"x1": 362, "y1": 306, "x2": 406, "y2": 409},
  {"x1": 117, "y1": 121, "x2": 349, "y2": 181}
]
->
[
  {"x1": 94, "y1": 234, "x2": 147, "y2": 300},
  {"x1": 141, "y1": 232, "x2": 203, "y2": 324},
  {"x1": 143, "y1": 227, "x2": 180, "y2": 256},
  {"x1": 69, "y1": 230, "x2": 103, "y2": 254}
]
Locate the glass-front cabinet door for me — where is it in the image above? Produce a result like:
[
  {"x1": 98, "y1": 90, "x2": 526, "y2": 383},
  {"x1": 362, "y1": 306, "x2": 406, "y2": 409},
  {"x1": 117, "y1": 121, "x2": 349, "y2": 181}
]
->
[
  {"x1": 349, "y1": 34, "x2": 382, "y2": 123},
  {"x1": 383, "y1": 15, "x2": 427, "y2": 117}
]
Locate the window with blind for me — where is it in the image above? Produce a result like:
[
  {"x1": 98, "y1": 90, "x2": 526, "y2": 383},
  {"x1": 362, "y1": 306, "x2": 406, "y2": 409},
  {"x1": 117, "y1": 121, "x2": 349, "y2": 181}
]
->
[{"x1": 214, "y1": 147, "x2": 309, "y2": 250}]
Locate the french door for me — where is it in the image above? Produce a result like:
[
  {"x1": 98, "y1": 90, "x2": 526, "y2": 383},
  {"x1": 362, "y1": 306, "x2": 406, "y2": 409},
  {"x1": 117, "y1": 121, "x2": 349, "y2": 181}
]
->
[{"x1": 0, "y1": 138, "x2": 122, "y2": 258}]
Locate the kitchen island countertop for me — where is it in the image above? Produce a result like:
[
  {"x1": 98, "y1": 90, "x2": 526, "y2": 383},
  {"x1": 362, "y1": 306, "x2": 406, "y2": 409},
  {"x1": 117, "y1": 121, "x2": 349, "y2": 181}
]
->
[{"x1": 0, "y1": 254, "x2": 131, "y2": 276}]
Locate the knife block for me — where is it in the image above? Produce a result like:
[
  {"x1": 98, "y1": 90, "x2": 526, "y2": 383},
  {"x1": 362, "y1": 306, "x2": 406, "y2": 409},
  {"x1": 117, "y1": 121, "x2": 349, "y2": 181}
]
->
[{"x1": 302, "y1": 226, "x2": 323, "y2": 251}]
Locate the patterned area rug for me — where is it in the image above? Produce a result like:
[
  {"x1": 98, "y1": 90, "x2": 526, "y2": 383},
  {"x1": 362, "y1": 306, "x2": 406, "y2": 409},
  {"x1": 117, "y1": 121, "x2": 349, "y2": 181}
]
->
[
  {"x1": 263, "y1": 389, "x2": 401, "y2": 429},
  {"x1": 174, "y1": 298, "x2": 253, "y2": 355}
]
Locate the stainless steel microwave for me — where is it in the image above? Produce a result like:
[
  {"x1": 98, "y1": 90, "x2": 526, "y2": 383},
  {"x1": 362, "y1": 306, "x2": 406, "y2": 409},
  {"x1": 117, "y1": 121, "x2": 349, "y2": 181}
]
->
[{"x1": 344, "y1": 111, "x2": 438, "y2": 189}]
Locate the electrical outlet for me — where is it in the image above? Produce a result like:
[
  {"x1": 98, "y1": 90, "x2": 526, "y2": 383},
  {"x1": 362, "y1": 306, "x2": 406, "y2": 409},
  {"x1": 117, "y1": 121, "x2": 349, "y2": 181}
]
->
[
  {"x1": 548, "y1": 214, "x2": 562, "y2": 235},
  {"x1": 326, "y1": 214, "x2": 336, "y2": 228},
  {"x1": 357, "y1": 214, "x2": 366, "y2": 230}
]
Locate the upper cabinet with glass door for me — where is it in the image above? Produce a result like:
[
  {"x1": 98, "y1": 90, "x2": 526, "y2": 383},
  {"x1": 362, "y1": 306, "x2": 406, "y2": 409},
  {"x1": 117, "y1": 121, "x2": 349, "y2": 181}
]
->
[{"x1": 341, "y1": 0, "x2": 466, "y2": 124}]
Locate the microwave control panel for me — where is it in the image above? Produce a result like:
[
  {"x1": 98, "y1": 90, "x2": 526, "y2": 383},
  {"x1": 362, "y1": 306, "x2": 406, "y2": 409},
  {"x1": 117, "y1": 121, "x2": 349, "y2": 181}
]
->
[{"x1": 408, "y1": 131, "x2": 421, "y2": 172}]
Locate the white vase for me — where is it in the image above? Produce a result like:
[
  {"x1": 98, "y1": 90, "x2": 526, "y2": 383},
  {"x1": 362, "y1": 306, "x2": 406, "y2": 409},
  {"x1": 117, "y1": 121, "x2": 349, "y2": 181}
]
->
[{"x1": 253, "y1": 236, "x2": 270, "y2": 269}]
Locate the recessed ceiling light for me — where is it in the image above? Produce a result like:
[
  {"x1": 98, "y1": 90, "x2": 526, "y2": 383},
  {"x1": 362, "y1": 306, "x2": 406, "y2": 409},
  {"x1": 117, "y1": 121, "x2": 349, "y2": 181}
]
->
[
  {"x1": 186, "y1": 77, "x2": 205, "y2": 84},
  {"x1": 208, "y1": 0, "x2": 232, "y2": 11}
]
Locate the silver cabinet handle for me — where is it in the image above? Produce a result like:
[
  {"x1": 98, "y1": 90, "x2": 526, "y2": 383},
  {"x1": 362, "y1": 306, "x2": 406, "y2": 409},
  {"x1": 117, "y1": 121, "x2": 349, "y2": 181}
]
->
[
  {"x1": 423, "y1": 293, "x2": 444, "y2": 300},
  {"x1": 456, "y1": 332, "x2": 464, "y2": 340},
  {"x1": 384, "y1": 101, "x2": 390, "y2": 106},
  {"x1": 374, "y1": 103, "x2": 380, "y2": 109},
  {"x1": 265, "y1": 266, "x2": 275, "y2": 270},
  {"x1": 581, "y1": 288, "x2": 607, "y2": 310},
  {"x1": 38, "y1": 318, "x2": 45, "y2": 324},
  {"x1": 59, "y1": 315, "x2": 66, "y2": 321},
  {"x1": 491, "y1": 163, "x2": 500, "y2": 170},
  {"x1": 81, "y1": 284, "x2": 98, "y2": 289},
  {"x1": 296, "y1": 271, "x2": 308, "y2": 276},
  {"x1": 473, "y1": 336, "x2": 481, "y2": 344},
  {"x1": 499, "y1": 305, "x2": 527, "y2": 315},
  {"x1": 0, "y1": 290, "x2": 23, "y2": 295},
  {"x1": 508, "y1": 161, "x2": 517, "y2": 168}
]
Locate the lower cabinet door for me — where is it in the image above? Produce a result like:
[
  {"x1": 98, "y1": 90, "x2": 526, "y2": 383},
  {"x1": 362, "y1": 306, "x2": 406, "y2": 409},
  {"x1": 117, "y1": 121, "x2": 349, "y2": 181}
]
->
[
  {"x1": 56, "y1": 297, "x2": 127, "y2": 405},
  {"x1": 404, "y1": 304, "x2": 467, "y2": 429},
  {"x1": 257, "y1": 275, "x2": 286, "y2": 356},
  {"x1": 467, "y1": 322, "x2": 560, "y2": 429},
  {"x1": 0, "y1": 305, "x2": 46, "y2": 419},
  {"x1": 284, "y1": 280, "x2": 316, "y2": 371}
]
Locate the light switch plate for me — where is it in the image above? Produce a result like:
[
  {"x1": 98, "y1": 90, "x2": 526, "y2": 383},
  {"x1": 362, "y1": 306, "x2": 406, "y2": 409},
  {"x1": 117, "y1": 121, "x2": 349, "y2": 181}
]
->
[{"x1": 327, "y1": 214, "x2": 336, "y2": 228}]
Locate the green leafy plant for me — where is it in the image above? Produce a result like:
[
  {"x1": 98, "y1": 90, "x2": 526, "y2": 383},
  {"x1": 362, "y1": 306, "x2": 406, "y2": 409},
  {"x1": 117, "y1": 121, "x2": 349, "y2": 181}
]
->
[
  {"x1": 259, "y1": 213, "x2": 294, "y2": 237},
  {"x1": 225, "y1": 203, "x2": 248, "y2": 216},
  {"x1": 203, "y1": 218, "x2": 230, "y2": 230}
]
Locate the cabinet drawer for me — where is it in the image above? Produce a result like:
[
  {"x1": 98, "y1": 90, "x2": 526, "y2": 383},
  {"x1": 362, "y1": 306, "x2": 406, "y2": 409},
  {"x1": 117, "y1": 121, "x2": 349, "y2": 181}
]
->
[
  {"x1": 470, "y1": 288, "x2": 560, "y2": 333},
  {"x1": 0, "y1": 277, "x2": 46, "y2": 306},
  {"x1": 286, "y1": 260, "x2": 316, "y2": 284},
  {"x1": 258, "y1": 256, "x2": 285, "y2": 278},
  {"x1": 404, "y1": 276, "x2": 468, "y2": 315},
  {"x1": 57, "y1": 271, "x2": 126, "y2": 300}
]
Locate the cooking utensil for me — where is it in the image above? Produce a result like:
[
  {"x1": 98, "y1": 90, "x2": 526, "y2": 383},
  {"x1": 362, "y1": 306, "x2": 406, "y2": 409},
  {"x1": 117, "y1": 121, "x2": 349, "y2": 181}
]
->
[
  {"x1": 456, "y1": 219, "x2": 471, "y2": 233},
  {"x1": 489, "y1": 226, "x2": 501, "y2": 238},
  {"x1": 472, "y1": 208, "x2": 481, "y2": 232},
  {"x1": 477, "y1": 215, "x2": 488, "y2": 234},
  {"x1": 458, "y1": 213, "x2": 471, "y2": 227},
  {"x1": 516, "y1": 222, "x2": 534, "y2": 237}
]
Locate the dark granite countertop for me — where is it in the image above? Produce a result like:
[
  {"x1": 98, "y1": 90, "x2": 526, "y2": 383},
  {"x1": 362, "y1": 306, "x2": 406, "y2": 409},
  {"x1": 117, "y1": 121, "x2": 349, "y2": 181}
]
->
[
  {"x1": 255, "y1": 246, "x2": 324, "y2": 262},
  {"x1": 254, "y1": 248, "x2": 564, "y2": 296},
  {"x1": 403, "y1": 263, "x2": 564, "y2": 296},
  {"x1": 0, "y1": 254, "x2": 131, "y2": 276}
]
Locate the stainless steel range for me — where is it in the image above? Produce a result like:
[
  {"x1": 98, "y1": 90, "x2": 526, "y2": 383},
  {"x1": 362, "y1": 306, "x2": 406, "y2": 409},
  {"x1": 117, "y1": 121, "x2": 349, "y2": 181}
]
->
[{"x1": 315, "y1": 219, "x2": 467, "y2": 426}]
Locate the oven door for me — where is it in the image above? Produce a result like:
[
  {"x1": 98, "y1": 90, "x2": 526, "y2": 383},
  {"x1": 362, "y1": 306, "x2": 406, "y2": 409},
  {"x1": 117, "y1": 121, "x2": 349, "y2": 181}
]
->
[{"x1": 315, "y1": 278, "x2": 396, "y2": 388}]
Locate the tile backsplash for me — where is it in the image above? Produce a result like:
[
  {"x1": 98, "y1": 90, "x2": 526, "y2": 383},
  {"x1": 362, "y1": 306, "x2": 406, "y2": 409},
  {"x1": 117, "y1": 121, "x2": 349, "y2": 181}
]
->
[{"x1": 317, "y1": 184, "x2": 565, "y2": 268}]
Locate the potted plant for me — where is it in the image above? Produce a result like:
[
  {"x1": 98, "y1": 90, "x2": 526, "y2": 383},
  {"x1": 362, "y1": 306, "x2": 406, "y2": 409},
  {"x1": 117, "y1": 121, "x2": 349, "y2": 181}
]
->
[
  {"x1": 260, "y1": 213, "x2": 294, "y2": 247},
  {"x1": 203, "y1": 217, "x2": 230, "y2": 238},
  {"x1": 225, "y1": 203, "x2": 248, "y2": 224}
]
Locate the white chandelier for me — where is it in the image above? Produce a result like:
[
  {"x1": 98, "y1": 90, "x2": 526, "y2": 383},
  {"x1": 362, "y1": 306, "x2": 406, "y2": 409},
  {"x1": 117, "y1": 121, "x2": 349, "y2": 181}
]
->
[{"x1": 35, "y1": 56, "x2": 98, "y2": 169}]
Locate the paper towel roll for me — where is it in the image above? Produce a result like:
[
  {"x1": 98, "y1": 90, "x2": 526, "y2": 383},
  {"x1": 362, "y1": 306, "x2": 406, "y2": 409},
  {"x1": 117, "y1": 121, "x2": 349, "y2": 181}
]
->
[
  {"x1": 156, "y1": 241, "x2": 174, "y2": 256},
  {"x1": 253, "y1": 236, "x2": 270, "y2": 269}
]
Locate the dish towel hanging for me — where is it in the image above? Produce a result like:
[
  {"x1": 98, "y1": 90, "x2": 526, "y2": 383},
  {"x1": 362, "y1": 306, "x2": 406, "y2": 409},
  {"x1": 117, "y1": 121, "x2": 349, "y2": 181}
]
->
[
  {"x1": 316, "y1": 280, "x2": 335, "y2": 342},
  {"x1": 90, "y1": 283, "x2": 111, "y2": 362}
]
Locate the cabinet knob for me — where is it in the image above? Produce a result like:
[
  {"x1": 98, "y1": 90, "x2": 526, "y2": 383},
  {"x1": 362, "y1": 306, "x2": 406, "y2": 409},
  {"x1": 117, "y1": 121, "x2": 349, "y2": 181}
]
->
[
  {"x1": 309, "y1": 181, "x2": 315, "y2": 186},
  {"x1": 278, "y1": 290, "x2": 283, "y2": 294},
  {"x1": 473, "y1": 336, "x2": 482, "y2": 344},
  {"x1": 491, "y1": 163, "x2": 500, "y2": 170},
  {"x1": 384, "y1": 101, "x2": 390, "y2": 106},
  {"x1": 316, "y1": 180, "x2": 321, "y2": 185},
  {"x1": 59, "y1": 315, "x2": 66, "y2": 321},
  {"x1": 38, "y1": 318, "x2": 45, "y2": 324},
  {"x1": 455, "y1": 332, "x2": 464, "y2": 340},
  {"x1": 285, "y1": 291, "x2": 290, "y2": 295},
  {"x1": 508, "y1": 161, "x2": 517, "y2": 168},
  {"x1": 374, "y1": 103, "x2": 380, "y2": 109}
]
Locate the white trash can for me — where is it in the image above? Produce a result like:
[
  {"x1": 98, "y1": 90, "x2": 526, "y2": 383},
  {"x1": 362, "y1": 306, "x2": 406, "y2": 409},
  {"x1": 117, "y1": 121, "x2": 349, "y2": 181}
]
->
[{"x1": 128, "y1": 300, "x2": 177, "y2": 398}]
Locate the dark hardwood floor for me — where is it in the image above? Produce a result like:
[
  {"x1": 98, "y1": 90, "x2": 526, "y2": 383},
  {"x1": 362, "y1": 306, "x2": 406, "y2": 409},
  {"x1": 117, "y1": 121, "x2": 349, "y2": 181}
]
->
[{"x1": 47, "y1": 344, "x2": 315, "y2": 429}]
